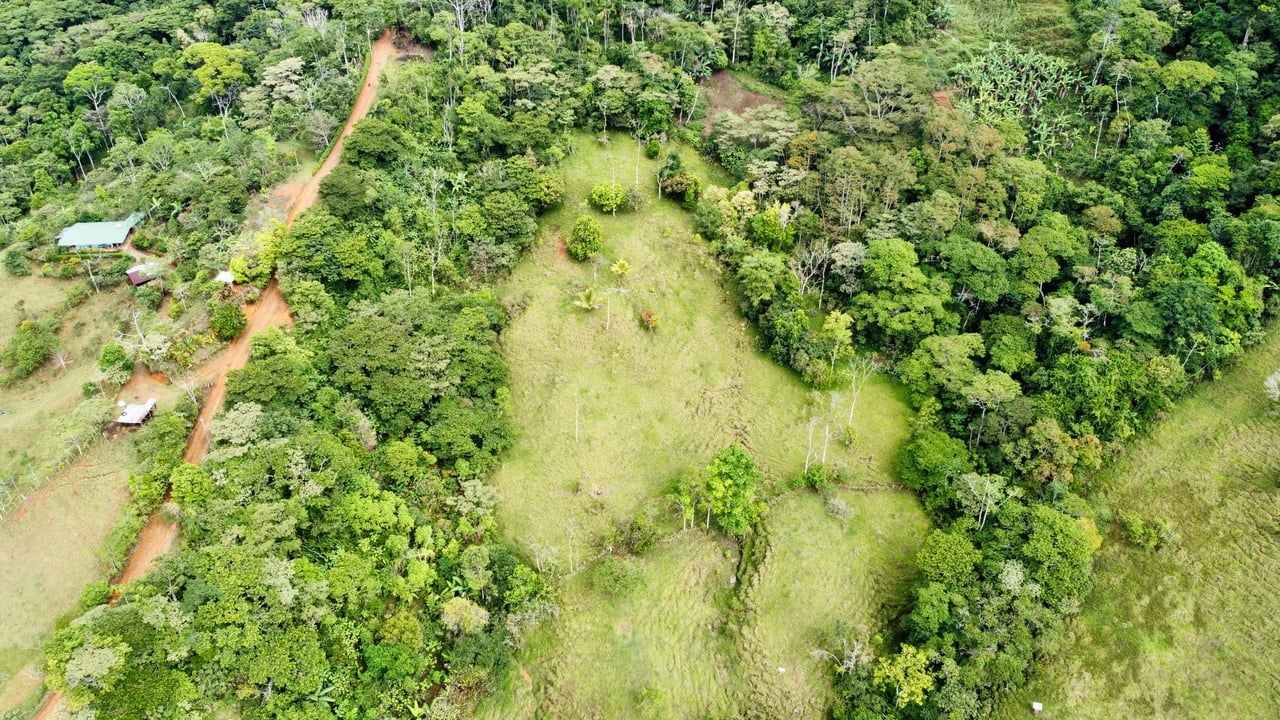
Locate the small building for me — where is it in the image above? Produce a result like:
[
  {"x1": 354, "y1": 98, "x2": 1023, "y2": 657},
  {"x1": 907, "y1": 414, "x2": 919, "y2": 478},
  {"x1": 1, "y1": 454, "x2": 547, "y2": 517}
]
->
[
  {"x1": 126, "y1": 262, "x2": 162, "y2": 286},
  {"x1": 116, "y1": 398, "x2": 157, "y2": 425},
  {"x1": 213, "y1": 270, "x2": 236, "y2": 284},
  {"x1": 56, "y1": 212, "x2": 145, "y2": 251}
]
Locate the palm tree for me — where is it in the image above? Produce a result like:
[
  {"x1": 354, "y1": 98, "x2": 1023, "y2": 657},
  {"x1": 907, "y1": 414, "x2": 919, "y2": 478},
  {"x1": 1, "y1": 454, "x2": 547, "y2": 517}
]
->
[{"x1": 573, "y1": 287, "x2": 602, "y2": 310}]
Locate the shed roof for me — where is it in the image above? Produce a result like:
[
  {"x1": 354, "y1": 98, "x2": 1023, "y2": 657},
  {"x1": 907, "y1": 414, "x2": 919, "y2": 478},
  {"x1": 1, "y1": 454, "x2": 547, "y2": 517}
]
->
[
  {"x1": 127, "y1": 262, "x2": 162, "y2": 286},
  {"x1": 57, "y1": 212, "x2": 145, "y2": 249},
  {"x1": 116, "y1": 398, "x2": 157, "y2": 425},
  {"x1": 214, "y1": 270, "x2": 236, "y2": 284}
]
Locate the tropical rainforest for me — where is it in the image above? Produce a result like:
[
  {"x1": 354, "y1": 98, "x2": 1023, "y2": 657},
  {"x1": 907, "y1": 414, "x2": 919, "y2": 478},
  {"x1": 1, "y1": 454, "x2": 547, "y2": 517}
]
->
[{"x1": 2, "y1": 0, "x2": 1279, "y2": 718}]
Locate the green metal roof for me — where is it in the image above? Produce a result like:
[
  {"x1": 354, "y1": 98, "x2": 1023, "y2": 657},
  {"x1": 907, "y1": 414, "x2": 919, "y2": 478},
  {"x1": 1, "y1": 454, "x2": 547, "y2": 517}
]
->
[{"x1": 56, "y1": 212, "x2": 145, "y2": 248}]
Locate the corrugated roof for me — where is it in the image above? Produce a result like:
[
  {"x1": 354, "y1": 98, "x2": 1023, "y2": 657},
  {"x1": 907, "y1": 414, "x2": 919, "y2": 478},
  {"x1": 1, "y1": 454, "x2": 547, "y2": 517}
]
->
[
  {"x1": 116, "y1": 398, "x2": 157, "y2": 425},
  {"x1": 57, "y1": 212, "x2": 145, "y2": 248}
]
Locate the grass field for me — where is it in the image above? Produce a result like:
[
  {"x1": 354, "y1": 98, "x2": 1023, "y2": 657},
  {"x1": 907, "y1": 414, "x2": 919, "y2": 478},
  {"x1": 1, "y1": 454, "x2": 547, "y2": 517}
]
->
[
  {"x1": 993, "y1": 326, "x2": 1280, "y2": 719},
  {"x1": 0, "y1": 436, "x2": 136, "y2": 712},
  {"x1": 480, "y1": 532, "x2": 740, "y2": 720},
  {"x1": 0, "y1": 278, "x2": 130, "y2": 485},
  {"x1": 0, "y1": 275, "x2": 175, "y2": 713},
  {"x1": 478, "y1": 133, "x2": 930, "y2": 717},
  {"x1": 738, "y1": 489, "x2": 931, "y2": 718}
]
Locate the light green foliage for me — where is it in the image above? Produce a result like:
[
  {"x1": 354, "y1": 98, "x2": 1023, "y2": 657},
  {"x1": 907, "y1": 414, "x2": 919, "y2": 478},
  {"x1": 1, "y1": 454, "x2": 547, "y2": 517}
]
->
[
  {"x1": 181, "y1": 42, "x2": 250, "y2": 106},
  {"x1": 208, "y1": 301, "x2": 246, "y2": 341},
  {"x1": 700, "y1": 445, "x2": 764, "y2": 537},
  {"x1": 916, "y1": 530, "x2": 982, "y2": 587},
  {"x1": 97, "y1": 343, "x2": 133, "y2": 385},
  {"x1": 567, "y1": 215, "x2": 603, "y2": 261},
  {"x1": 873, "y1": 644, "x2": 935, "y2": 708},
  {"x1": 1, "y1": 317, "x2": 59, "y2": 382},
  {"x1": 440, "y1": 596, "x2": 491, "y2": 634},
  {"x1": 589, "y1": 182, "x2": 628, "y2": 214},
  {"x1": 737, "y1": 249, "x2": 795, "y2": 309}
]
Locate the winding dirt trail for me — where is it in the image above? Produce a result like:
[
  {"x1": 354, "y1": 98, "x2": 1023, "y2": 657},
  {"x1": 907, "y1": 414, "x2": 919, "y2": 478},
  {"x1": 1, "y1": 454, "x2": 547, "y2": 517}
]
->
[
  {"x1": 29, "y1": 29, "x2": 397, "y2": 720},
  {"x1": 288, "y1": 31, "x2": 396, "y2": 227}
]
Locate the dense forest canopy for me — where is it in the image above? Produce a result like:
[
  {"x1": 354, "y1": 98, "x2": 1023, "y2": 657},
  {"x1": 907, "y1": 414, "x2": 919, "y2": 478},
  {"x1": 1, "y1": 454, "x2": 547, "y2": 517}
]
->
[{"x1": 4, "y1": 0, "x2": 1279, "y2": 717}]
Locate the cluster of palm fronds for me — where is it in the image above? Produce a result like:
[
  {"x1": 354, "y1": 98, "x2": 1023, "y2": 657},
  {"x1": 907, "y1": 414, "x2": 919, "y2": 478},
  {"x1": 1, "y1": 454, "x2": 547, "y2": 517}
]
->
[{"x1": 952, "y1": 42, "x2": 1084, "y2": 157}]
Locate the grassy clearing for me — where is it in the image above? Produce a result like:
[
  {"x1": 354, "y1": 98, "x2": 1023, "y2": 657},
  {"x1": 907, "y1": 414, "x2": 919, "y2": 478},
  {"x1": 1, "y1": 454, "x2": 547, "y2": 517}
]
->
[
  {"x1": 738, "y1": 489, "x2": 931, "y2": 719},
  {"x1": 0, "y1": 276, "x2": 186, "y2": 713},
  {"x1": 480, "y1": 133, "x2": 929, "y2": 717},
  {"x1": 0, "y1": 281, "x2": 129, "y2": 484},
  {"x1": 993, "y1": 326, "x2": 1280, "y2": 719},
  {"x1": 0, "y1": 275, "x2": 70, "y2": 349},
  {"x1": 492, "y1": 132, "x2": 910, "y2": 563},
  {"x1": 478, "y1": 533, "x2": 739, "y2": 720},
  {"x1": 0, "y1": 439, "x2": 135, "y2": 710}
]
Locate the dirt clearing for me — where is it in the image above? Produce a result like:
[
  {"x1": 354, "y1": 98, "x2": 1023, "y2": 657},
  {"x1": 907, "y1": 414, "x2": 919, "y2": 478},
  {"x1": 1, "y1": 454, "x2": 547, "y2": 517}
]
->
[{"x1": 699, "y1": 70, "x2": 785, "y2": 134}]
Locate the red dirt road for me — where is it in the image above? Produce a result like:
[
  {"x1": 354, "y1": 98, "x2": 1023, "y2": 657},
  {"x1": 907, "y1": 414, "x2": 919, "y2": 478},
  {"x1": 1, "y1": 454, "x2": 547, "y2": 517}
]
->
[
  {"x1": 28, "y1": 29, "x2": 398, "y2": 720},
  {"x1": 287, "y1": 29, "x2": 395, "y2": 227}
]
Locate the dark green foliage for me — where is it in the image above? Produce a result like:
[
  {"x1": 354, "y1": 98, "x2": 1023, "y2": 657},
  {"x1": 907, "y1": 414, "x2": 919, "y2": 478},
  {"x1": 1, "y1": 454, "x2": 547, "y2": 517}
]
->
[
  {"x1": 320, "y1": 163, "x2": 375, "y2": 217},
  {"x1": 327, "y1": 291, "x2": 509, "y2": 452},
  {"x1": 3, "y1": 247, "x2": 31, "y2": 276},
  {"x1": 225, "y1": 328, "x2": 316, "y2": 408},
  {"x1": 208, "y1": 301, "x2": 246, "y2": 341},
  {"x1": 343, "y1": 117, "x2": 407, "y2": 167}
]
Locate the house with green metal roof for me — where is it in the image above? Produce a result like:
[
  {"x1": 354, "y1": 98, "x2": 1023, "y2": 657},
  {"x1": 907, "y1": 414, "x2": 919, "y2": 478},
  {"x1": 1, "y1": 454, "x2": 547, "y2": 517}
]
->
[{"x1": 56, "y1": 212, "x2": 145, "y2": 251}]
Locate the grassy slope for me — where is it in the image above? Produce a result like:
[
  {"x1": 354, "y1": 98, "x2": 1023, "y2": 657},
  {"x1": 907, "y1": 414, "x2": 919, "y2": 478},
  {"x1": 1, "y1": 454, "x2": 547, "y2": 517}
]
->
[
  {"x1": 993, "y1": 327, "x2": 1280, "y2": 719},
  {"x1": 0, "y1": 279, "x2": 128, "y2": 482},
  {"x1": 478, "y1": 133, "x2": 929, "y2": 718},
  {"x1": 0, "y1": 441, "x2": 133, "y2": 682},
  {"x1": 739, "y1": 489, "x2": 931, "y2": 717},
  {"x1": 0, "y1": 278, "x2": 155, "y2": 711}
]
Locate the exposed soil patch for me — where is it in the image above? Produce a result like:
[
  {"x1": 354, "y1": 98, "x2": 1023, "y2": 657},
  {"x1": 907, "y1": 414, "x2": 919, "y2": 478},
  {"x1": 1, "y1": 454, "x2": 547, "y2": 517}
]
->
[{"x1": 699, "y1": 71, "x2": 783, "y2": 135}]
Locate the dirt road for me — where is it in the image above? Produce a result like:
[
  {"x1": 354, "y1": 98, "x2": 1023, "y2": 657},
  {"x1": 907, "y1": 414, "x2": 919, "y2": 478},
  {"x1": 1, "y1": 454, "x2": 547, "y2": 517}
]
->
[
  {"x1": 288, "y1": 29, "x2": 396, "y2": 227},
  {"x1": 28, "y1": 29, "x2": 398, "y2": 720}
]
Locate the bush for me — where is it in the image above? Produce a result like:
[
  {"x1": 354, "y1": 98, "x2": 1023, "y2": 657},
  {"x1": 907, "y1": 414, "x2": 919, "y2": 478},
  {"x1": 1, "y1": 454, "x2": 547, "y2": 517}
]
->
[
  {"x1": 589, "y1": 182, "x2": 627, "y2": 213},
  {"x1": 98, "y1": 343, "x2": 134, "y2": 385},
  {"x1": 645, "y1": 138, "x2": 661, "y2": 158},
  {"x1": 1, "y1": 318, "x2": 58, "y2": 381},
  {"x1": 3, "y1": 247, "x2": 31, "y2": 276},
  {"x1": 77, "y1": 581, "x2": 111, "y2": 610},
  {"x1": 209, "y1": 301, "x2": 246, "y2": 341},
  {"x1": 135, "y1": 285, "x2": 163, "y2": 311},
  {"x1": 588, "y1": 556, "x2": 644, "y2": 596},
  {"x1": 641, "y1": 309, "x2": 660, "y2": 330},
  {"x1": 567, "y1": 215, "x2": 603, "y2": 261}
]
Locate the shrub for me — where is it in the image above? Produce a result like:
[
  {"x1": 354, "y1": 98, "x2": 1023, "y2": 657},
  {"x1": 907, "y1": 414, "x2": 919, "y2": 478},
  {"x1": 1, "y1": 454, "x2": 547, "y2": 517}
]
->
[
  {"x1": 624, "y1": 186, "x2": 646, "y2": 212},
  {"x1": 567, "y1": 215, "x2": 603, "y2": 261},
  {"x1": 97, "y1": 343, "x2": 134, "y2": 385},
  {"x1": 588, "y1": 556, "x2": 644, "y2": 596},
  {"x1": 601, "y1": 505, "x2": 664, "y2": 555},
  {"x1": 1, "y1": 318, "x2": 59, "y2": 381},
  {"x1": 77, "y1": 581, "x2": 111, "y2": 610},
  {"x1": 645, "y1": 138, "x2": 661, "y2": 158},
  {"x1": 589, "y1": 182, "x2": 627, "y2": 214},
  {"x1": 641, "y1": 309, "x2": 660, "y2": 330},
  {"x1": 3, "y1": 247, "x2": 31, "y2": 276},
  {"x1": 209, "y1": 301, "x2": 246, "y2": 341},
  {"x1": 135, "y1": 285, "x2": 163, "y2": 311}
]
